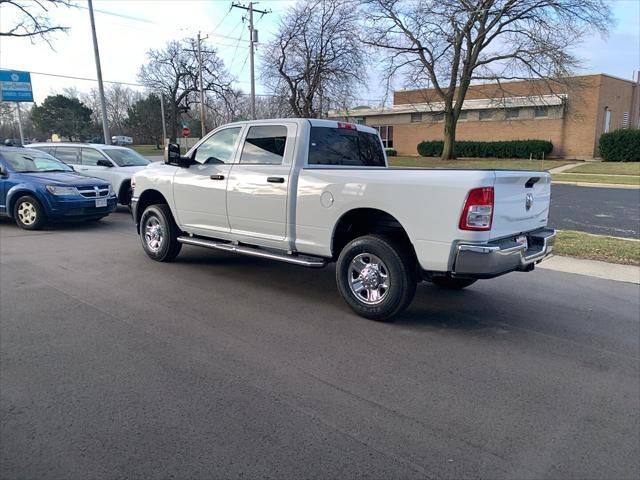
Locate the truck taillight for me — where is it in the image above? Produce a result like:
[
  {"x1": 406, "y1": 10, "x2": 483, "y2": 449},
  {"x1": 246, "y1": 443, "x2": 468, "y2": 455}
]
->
[
  {"x1": 459, "y1": 187, "x2": 494, "y2": 231},
  {"x1": 337, "y1": 122, "x2": 357, "y2": 130}
]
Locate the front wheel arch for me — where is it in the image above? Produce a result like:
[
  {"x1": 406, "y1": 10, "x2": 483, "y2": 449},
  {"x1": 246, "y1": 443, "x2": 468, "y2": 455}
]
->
[
  {"x1": 7, "y1": 188, "x2": 45, "y2": 219},
  {"x1": 135, "y1": 189, "x2": 170, "y2": 226}
]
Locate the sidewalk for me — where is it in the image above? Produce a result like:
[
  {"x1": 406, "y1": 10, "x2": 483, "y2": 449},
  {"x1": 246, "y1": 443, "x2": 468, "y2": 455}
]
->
[{"x1": 538, "y1": 255, "x2": 640, "y2": 284}]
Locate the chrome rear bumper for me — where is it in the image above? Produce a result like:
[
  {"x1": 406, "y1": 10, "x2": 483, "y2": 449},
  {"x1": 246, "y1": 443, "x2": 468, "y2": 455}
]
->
[{"x1": 453, "y1": 228, "x2": 556, "y2": 278}]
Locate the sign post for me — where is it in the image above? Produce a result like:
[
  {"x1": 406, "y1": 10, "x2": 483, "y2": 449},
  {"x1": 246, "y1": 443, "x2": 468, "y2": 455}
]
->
[
  {"x1": 0, "y1": 70, "x2": 34, "y2": 146},
  {"x1": 182, "y1": 126, "x2": 190, "y2": 152}
]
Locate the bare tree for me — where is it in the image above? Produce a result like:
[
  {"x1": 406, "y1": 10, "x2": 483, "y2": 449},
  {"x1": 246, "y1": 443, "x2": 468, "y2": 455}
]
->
[
  {"x1": 0, "y1": 0, "x2": 72, "y2": 44},
  {"x1": 138, "y1": 39, "x2": 233, "y2": 141},
  {"x1": 262, "y1": 0, "x2": 366, "y2": 118},
  {"x1": 105, "y1": 84, "x2": 139, "y2": 135},
  {"x1": 364, "y1": 0, "x2": 612, "y2": 159}
]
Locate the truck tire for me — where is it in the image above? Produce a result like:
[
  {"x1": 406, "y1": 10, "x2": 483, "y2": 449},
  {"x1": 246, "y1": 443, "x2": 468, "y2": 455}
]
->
[
  {"x1": 336, "y1": 235, "x2": 416, "y2": 321},
  {"x1": 140, "y1": 204, "x2": 182, "y2": 262},
  {"x1": 13, "y1": 195, "x2": 46, "y2": 230},
  {"x1": 431, "y1": 276, "x2": 477, "y2": 289}
]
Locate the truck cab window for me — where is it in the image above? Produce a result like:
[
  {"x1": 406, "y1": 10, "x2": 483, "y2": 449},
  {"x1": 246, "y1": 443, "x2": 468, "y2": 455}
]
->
[
  {"x1": 239, "y1": 126, "x2": 287, "y2": 165},
  {"x1": 308, "y1": 127, "x2": 385, "y2": 167},
  {"x1": 194, "y1": 127, "x2": 242, "y2": 165}
]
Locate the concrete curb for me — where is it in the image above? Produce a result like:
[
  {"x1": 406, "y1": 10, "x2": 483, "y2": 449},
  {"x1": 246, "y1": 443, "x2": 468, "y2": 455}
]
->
[
  {"x1": 552, "y1": 181, "x2": 640, "y2": 189},
  {"x1": 538, "y1": 255, "x2": 640, "y2": 284}
]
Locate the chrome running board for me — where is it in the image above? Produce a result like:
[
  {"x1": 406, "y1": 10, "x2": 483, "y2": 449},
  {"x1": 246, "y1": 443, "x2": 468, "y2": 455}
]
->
[{"x1": 177, "y1": 236, "x2": 327, "y2": 268}]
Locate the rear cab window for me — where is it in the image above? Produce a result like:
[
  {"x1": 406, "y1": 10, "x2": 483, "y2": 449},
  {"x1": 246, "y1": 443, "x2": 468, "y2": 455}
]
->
[
  {"x1": 308, "y1": 125, "x2": 386, "y2": 167},
  {"x1": 239, "y1": 125, "x2": 287, "y2": 165}
]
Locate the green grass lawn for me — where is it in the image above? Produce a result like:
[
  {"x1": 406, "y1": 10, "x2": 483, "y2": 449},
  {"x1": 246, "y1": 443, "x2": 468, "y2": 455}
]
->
[
  {"x1": 389, "y1": 156, "x2": 572, "y2": 170},
  {"x1": 565, "y1": 162, "x2": 640, "y2": 175},
  {"x1": 552, "y1": 173, "x2": 640, "y2": 186},
  {"x1": 555, "y1": 230, "x2": 640, "y2": 265},
  {"x1": 131, "y1": 144, "x2": 163, "y2": 156}
]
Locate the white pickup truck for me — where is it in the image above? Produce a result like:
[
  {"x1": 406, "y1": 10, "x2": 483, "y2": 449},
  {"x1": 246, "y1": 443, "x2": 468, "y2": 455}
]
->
[{"x1": 131, "y1": 119, "x2": 555, "y2": 320}]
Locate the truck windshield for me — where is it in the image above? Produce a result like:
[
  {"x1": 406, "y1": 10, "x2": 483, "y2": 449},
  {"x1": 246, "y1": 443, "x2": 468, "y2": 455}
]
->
[
  {"x1": 308, "y1": 127, "x2": 385, "y2": 167},
  {"x1": 2, "y1": 150, "x2": 74, "y2": 173},
  {"x1": 104, "y1": 148, "x2": 150, "y2": 167}
]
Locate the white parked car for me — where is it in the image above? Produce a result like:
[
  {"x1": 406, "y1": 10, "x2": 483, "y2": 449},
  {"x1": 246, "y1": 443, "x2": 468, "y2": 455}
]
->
[
  {"x1": 27, "y1": 143, "x2": 150, "y2": 206},
  {"x1": 112, "y1": 135, "x2": 133, "y2": 145},
  {"x1": 131, "y1": 119, "x2": 555, "y2": 320}
]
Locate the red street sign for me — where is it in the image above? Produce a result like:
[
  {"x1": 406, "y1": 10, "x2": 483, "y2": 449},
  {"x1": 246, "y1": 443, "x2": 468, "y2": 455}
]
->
[{"x1": 182, "y1": 127, "x2": 190, "y2": 137}]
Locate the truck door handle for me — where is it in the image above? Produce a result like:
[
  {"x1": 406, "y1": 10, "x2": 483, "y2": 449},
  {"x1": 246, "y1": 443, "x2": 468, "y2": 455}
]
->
[
  {"x1": 210, "y1": 174, "x2": 225, "y2": 180},
  {"x1": 267, "y1": 177, "x2": 285, "y2": 183}
]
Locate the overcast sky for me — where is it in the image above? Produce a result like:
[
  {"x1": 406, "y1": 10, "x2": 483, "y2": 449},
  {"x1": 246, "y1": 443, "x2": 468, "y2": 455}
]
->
[{"x1": 0, "y1": 0, "x2": 638, "y2": 105}]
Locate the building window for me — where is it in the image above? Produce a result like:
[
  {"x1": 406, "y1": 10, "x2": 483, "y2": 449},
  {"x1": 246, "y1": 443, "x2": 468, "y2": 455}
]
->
[
  {"x1": 622, "y1": 112, "x2": 629, "y2": 129},
  {"x1": 505, "y1": 108, "x2": 520, "y2": 119},
  {"x1": 374, "y1": 125, "x2": 394, "y2": 148},
  {"x1": 479, "y1": 110, "x2": 494, "y2": 121},
  {"x1": 534, "y1": 106, "x2": 548, "y2": 118},
  {"x1": 431, "y1": 112, "x2": 445, "y2": 122},
  {"x1": 458, "y1": 111, "x2": 467, "y2": 120},
  {"x1": 410, "y1": 112, "x2": 422, "y2": 123},
  {"x1": 354, "y1": 117, "x2": 364, "y2": 125},
  {"x1": 603, "y1": 108, "x2": 612, "y2": 133}
]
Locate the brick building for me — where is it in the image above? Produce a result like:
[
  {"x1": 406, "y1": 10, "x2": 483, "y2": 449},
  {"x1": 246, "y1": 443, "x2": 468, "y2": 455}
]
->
[{"x1": 330, "y1": 74, "x2": 640, "y2": 159}]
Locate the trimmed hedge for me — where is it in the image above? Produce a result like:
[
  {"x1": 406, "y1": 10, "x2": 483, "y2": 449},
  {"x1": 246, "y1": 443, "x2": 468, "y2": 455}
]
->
[
  {"x1": 417, "y1": 139, "x2": 553, "y2": 159},
  {"x1": 384, "y1": 147, "x2": 397, "y2": 157},
  {"x1": 599, "y1": 129, "x2": 640, "y2": 161}
]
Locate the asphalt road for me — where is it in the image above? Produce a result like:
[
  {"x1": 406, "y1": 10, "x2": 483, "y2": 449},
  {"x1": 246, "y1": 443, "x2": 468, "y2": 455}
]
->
[
  {"x1": 549, "y1": 184, "x2": 640, "y2": 238},
  {"x1": 1, "y1": 211, "x2": 639, "y2": 479}
]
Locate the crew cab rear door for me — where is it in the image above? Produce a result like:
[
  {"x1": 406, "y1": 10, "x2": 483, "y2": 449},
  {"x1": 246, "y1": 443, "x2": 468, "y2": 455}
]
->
[
  {"x1": 491, "y1": 171, "x2": 552, "y2": 239},
  {"x1": 226, "y1": 123, "x2": 296, "y2": 242}
]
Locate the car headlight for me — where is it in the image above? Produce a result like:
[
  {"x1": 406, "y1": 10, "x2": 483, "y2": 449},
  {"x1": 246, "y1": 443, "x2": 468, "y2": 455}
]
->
[
  {"x1": 46, "y1": 185, "x2": 79, "y2": 196},
  {"x1": 108, "y1": 184, "x2": 115, "y2": 196}
]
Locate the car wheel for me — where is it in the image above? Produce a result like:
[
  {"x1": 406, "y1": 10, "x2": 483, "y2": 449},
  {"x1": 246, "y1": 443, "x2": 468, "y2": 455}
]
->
[
  {"x1": 431, "y1": 276, "x2": 477, "y2": 290},
  {"x1": 13, "y1": 195, "x2": 46, "y2": 230},
  {"x1": 140, "y1": 204, "x2": 182, "y2": 262},
  {"x1": 336, "y1": 235, "x2": 416, "y2": 321}
]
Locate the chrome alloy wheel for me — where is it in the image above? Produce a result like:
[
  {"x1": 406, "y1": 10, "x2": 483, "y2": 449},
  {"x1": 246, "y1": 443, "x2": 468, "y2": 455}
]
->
[
  {"x1": 144, "y1": 215, "x2": 164, "y2": 253},
  {"x1": 348, "y1": 253, "x2": 390, "y2": 305},
  {"x1": 17, "y1": 201, "x2": 37, "y2": 226}
]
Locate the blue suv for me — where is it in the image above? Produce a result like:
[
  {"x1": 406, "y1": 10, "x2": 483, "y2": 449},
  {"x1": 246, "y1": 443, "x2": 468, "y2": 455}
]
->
[{"x1": 0, "y1": 146, "x2": 117, "y2": 229}]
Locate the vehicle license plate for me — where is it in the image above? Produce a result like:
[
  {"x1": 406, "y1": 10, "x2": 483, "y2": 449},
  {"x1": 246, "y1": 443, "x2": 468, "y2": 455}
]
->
[
  {"x1": 516, "y1": 235, "x2": 528, "y2": 249},
  {"x1": 95, "y1": 198, "x2": 107, "y2": 208}
]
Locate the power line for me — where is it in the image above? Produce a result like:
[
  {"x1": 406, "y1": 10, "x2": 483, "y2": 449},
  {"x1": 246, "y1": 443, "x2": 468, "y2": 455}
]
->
[{"x1": 8, "y1": 69, "x2": 145, "y2": 87}]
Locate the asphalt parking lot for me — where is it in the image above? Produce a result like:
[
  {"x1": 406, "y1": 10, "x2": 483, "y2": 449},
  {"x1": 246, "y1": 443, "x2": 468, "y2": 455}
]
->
[
  {"x1": 1, "y1": 210, "x2": 639, "y2": 479},
  {"x1": 549, "y1": 184, "x2": 640, "y2": 238}
]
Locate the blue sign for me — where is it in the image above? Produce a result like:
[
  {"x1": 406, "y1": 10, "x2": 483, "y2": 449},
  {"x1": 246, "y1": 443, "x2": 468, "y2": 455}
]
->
[{"x1": 0, "y1": 70, "x2": 34, "y2": 102}]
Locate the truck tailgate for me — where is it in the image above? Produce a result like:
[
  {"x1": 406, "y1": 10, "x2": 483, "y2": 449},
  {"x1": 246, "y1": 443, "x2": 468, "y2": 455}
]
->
[{"x1": 491, "y1": 171, "x2": 551, "y2": 239}]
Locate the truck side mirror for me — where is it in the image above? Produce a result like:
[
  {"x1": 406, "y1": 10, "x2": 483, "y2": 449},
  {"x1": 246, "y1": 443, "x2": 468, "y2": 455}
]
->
[
  {"x1": 165, "y1": 143, "x2": 191, "y2": 168},
  {"x1": 165, "y1": 143, "x2": 181, "y2": 164},
  {"x1": 0, "y1": 165, "x2": 7, "y2": 177}
]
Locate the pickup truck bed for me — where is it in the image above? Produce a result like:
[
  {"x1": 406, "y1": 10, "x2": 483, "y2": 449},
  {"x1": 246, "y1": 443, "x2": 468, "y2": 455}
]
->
[{"x1": 132, "y1": 118, "x2": 554, "y2": 320}]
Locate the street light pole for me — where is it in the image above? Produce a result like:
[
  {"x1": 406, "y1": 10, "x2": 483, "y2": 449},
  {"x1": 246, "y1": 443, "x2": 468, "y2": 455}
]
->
[{"x1": 87, "y1": 0, "x2": 111, "y2": 145}]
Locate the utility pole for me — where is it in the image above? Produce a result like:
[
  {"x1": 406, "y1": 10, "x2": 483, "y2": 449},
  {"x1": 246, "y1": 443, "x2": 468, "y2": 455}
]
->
[
  {"x1": 159, "y1": 93, "x2": 167, "y2": 147},
  {"x1": 87, "y1": 0, "x2": 111, "y2": 145},
  {"x1": 197, "y1": 32, "x2": 207, "y2": 137},
  {"x1": 232, "y1": 2, "x2": 270, "y2": 120},
  {"x1": 185, "y1": 33, "x2": 210, "y2": 137}
]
